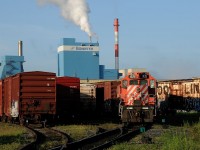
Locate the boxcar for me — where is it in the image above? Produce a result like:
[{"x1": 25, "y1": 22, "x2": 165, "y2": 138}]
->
[
  {"x1": 102, "y1": 81, "x2": 121, "y2": 117},
  {"x1": 56, "y1": 76, "x2": 80, "y2": 120},
  {"x1": 104, "y1": 81, "x2": 120, "y2": 100},
  {"x1": 1, "y1": 71, "x2": 56, "y2": 123},
  {"x1": 157, "y1": 78, "x2": 200, "y2": 112},
  {"x1": 80, "y1": 83, "x2": 97, "y2": 115},
  {"x1": 3, "y1": 76, "x2": 13, "y2": 121},
  {"x1": 0, "y1": 80, "x2": 3, "y2": 119},
  {"x1": 157, "y1": 80, "x2": 171, "y2": 113},
  {"x1": 182, "y1": 78, "x2": 200, "y2": 111},
  {"x1": 94, "y1": 82, "x2": 105, "y2": 115}
]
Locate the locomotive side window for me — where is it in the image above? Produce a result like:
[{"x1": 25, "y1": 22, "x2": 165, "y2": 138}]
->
[
  {"x1": 130, "y1": 80, "x2": 138, "y2": 85},
  {"x1": 140, "y1": 80, "x2": 147, "y2": 85},
  {"x1": 150, "y1": 80, "x2": 155, "y2": 88},
  {"x1": 122, "y1": 80, "x2": 128, "y2": 89}
]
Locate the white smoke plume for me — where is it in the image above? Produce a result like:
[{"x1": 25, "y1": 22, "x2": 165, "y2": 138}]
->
[{"x1": 38, "y1": 0, "x2": 94, "y2": 37}]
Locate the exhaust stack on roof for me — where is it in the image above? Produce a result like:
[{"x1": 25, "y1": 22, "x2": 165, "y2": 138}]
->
[
  {"x1": 114, "y1": 18, "x2": 119, "y2": 70},
  {"x1": 18, "y1": 40, "x2": 24, "y2": 72},
  {"x1": 18, "y1": 40, "x2": 23, "y2": 56}
]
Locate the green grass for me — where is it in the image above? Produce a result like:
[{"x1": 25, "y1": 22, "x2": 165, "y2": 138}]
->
[
  {"x1": 54, "y1": 125, "x2": 98, "y2": 141},
  {"x1": 54, "y1": 123, "x2": 121, "y2": 141},
  {"x1": 108, "y1": 142, "x2": 158, "y2": 150},
  {"x1": 0, "y1": 123, "x2": 31, "y2": 150},
  {"x1": 98, "y1": 123, "x2": 122, "y2": 130},
  {"x1": 160, "y1": 129, "x2": 194, "y2": 150},
  {"x1": 109, "y1": 120, "x2": 200, "y2": 150}
]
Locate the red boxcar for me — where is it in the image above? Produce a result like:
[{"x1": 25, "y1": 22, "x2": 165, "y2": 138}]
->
[
  {"x1": 0, "y1": 80, "x2": 3, "y2": 118},
  {"x1": 94, "y1": 81, "x2": 120, "y2": 101},
  {"x1": 1, "y1": 71, "x2": 56, "y2": 123},
  {"x1": 103, "y1": 81, "x2": 121, "y2": 116},
  {"x1": 104, "y1": 81, "x2": 120, "y2": 100},
  {"x1": 3, "y1": 77, "x2": 12, "y2": 120},
  {"x1": 94, "y1": 81, "x2": 121, "y2": 117},
  {"x1": 56, "y1": 76, "x2": 80, "y2": 119}
]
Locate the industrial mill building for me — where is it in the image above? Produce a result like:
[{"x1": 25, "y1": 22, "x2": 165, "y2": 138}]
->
[{"x1": 57, "y1": 38, "x2": 119, "y2": 80}]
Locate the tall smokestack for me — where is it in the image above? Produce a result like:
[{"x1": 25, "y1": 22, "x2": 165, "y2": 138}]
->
[
  {"x1": 114, "y1": 18, "x2": 119, "y2": 70},
  {"x1": 18, "y1": 40, "x2": 24, "y2": 72},
  {"x1": 18, "y1": 40, "x2": 23, "y2": 56}
]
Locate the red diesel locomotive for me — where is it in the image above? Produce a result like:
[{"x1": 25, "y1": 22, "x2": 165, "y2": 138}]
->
[{"x1": 119, "y1": 72, "x2": 157, "y2": 124}]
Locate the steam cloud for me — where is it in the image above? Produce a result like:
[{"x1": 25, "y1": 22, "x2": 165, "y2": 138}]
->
[{"x1": 38, "y1": 0, "x2": 94, "y2": 37}]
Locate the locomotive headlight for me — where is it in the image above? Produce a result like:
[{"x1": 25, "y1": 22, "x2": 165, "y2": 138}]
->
[
  {"x1": 142, "y1": 107, "x2": 149, "y2": 110},
  {"x1": 127, "y1": 107, "x2": 133, "y2": 110}
]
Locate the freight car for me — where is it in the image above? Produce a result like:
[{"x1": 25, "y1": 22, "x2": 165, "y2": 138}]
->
[
  {"x1": 80, "y1": 83, "x2": 99, "y2": 117},
  {"x1": 0, "y1": 71, "x2": 56, "y2": 123},
  {"x1": 79, "y1": 81, "x2": 121, "y2": 119},
  {"x1": 0, "y1": 80, "x2": 2, "y2": 118},
  {"x1": 56, "y1": 76, "x2": 80, "y2": 121},
  {"x1": 157, "y1": 78, "x2": 200, "y2": 113},
  {"x1": 97, "y1": 81, "x2": 121, "y2": 117},
  {"x1": 119, "y1": 72, "x2": 157, "y2": 124}
]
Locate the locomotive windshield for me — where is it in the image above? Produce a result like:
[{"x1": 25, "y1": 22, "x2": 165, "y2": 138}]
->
[
  {"x1": 129, "y1": 80, "x2": 148, "y2": 85},
  {"x1": 130, "y1": 80, "x2": 138, "y2": 85},
  {"x1": 140, "y1": 80, "x2": 147, "y2": 85}
]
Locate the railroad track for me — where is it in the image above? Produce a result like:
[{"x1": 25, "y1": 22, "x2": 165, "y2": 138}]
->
[
  {"x1": 65, "y1": 124, "x2": 152, "y2": 150},
  {"x1": 20, "y1": 123, "x2": 152, "y2": 150},
  {"x1": 92, "y1": 125, "x2": 152, "y2": 150},
  {"x1": 66, "y1": 127, "x2": 122, "y2": 150},
  {"x1": 21, "y1": 124, "x2": 68, "y2": 150}
]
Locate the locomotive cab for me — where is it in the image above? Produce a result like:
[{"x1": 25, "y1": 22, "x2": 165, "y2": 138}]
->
[{"x1": 119, "y1": 72, "x2": 157, "y2": 124}]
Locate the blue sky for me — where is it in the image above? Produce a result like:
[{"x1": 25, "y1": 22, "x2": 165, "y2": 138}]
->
[{"x1": 0, "y1": 0, "x2": 200, "y2": 79}]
